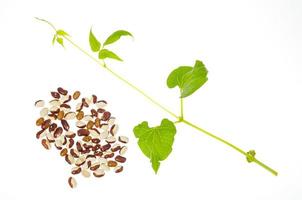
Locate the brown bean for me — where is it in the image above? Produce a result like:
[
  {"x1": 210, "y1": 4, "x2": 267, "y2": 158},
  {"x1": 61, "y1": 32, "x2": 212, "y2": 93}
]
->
[
  {"x1": 76, "y1": 141, "x2": 83, "y2": 152},
  {"x1": 102, "y1": 111, "x2": 111, "y2": 121},
  {"x1": 107, "y1": 160, "x2": 117, "y2": 167},
  {"x1": 76, "y1": 111, "x2": 84, "y2": 120},
  {"x1": 66, "y1": 131, "x2": 76, "y2": 138},
  {"x1": 49, "y1": 123, "x2": 57, "y2": 132},
  {"x1": 68, "y1": 138, "x2": 74, "y2": 148},
  {"x1": 81, "y1": 136, "x2": 90, "y2": 143},
  {"x1": 75, "y1": 157, "x2": 86, "y2": 166},
  {"x1": 97, "y1": 108, "x2": 105, "y2": 113},
  {"x1": 101, "y1": 144, "x2": 111, "y2": 152},
  {"x1": 48, "y1": 113, "x2": 57, "y2": 120},
  {"x1": 65, "y1": 154, "x2": 74, "y2": 165},
  {"x1": 76, "y1": 103, "x2": 83, "y2": 111},
  {"x1": 51, "y1": 91, "x2": 60, "y2": 99},
  {"x1": 110, "y1": 124, "x2": 118, "y2": 135},
  {"x1": 61, "y1": 119, "x2": 70, "y2": 131},
  {"x1": 104, "y1": 152, "x2": 114, "y2": 159},
  {"x1": 115, "y1": 165, "x2": 123, "y2": 173},
  {"x1": 73, "y1": 91, "x2": 81, "y2": 100},
  {"x1": 57, "y1": 87, "x2": 68, "y2": 95},
  {"x1": 91, "y1": 109, "x2": 98, "y2": 117},
  {"x1": 57, "y1": 111, "x2": 64, "y2": 120},
  {"x1": 94, "y1": 151, "x2": 103, "y2": 157},
  {"x1": 118, "y1": 136, "x2": 129, "y2": 144},
  {"x1": 77, "y1": 129, "x2": 90, "y2": 136},
  {"x1": 60, "y1": 103, "x2": 71, "y2": 109},
  {"x1": 53, "y1": 127, "x2": 63, "y2": 138},
  {"x1": 91, "y1": 138, "x2": 100, "y2": 144},
  {"x1": 86, "y1": 121, "x2": 94, "y2": 129},
  {"x1": 41, "y1": 139, "x2": 50, "y2": 150},
  {"x1": 60, "y1": 148, "x2": 68, "y2": 156},
  {"x1": 111, "y1": 144, "x2": 121, "y2": 152},
  {"x1": 35, "y1": 100, "x2": 45, "y2": 107},
  {"x1": 94, "y1": 118, "x2": 101, "y2": 128},
  {"x1": 115, "y1": 155, "x2": 126, "y2": 163},
  {"x1": 92, "y1": 95, "x2": 97, "y2": 104},
  {"x1": 41, "y1": 119, "x2": 51, "y2": 130},
  {"x1": 36, "y1": 117, "x2": 44, "y2": 126},
  {"x1": 93, "y1": 169, "x2": 105, "y2": 178},
  {"x1": 68, "y1": 177, "x2": 77, "y2": 188},
  {"x1": 90, "y1": 163, "x2": 100, "y2": 171},
  {"x1": 71, "y1": 167, "x2": 81, "y2": 175},
  {"x1": 70, "y1": 149, "x2": 79, "y2": 158},
  {"x1": 36, "y1": 129, "x2": 45, "y2": 139}
]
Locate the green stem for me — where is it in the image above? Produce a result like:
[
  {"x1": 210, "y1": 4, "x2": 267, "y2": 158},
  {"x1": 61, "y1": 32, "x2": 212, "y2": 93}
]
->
[{"x1": 36, "y1": 18, "x2": 278, "y2": 176}]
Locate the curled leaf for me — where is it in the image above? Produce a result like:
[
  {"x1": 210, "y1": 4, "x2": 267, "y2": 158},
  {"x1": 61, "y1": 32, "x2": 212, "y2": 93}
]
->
[
  {"x1": 56, "y1": 37, "x2": 64, "y2": 47},
  {"x1": 89, "y1": 28, "x2": 101, "y2": 52},
  {"x1": 56, "y1": 29, "x2": 69, "y2": 36},
  {"x1": 98, "y1": 49, "x2": 123, "y2": 61},
  {"x1": 133, "y1": 119, "x2": 177, "y2": 173},
  {"x1": 104, "y1": 30, "x2": 133, "y2": 46},
  {"x1": 167, "y1": 60, "x2": 208, "y2": 98},
  {"x1": 246, "y1": 150, "x2": 256, "y2": 163}
]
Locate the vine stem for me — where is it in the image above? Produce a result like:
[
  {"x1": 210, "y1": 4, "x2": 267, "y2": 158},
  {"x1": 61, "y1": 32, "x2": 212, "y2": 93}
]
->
[
  {"x1": 36, "y1": 18, "x2": 278, "y2": 176},
  {"x1": 180, "y1": 97, "x2": 184, "y2": 120}
]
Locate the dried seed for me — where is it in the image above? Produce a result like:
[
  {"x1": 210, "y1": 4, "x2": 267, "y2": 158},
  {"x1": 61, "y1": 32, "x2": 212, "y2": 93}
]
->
[
  {"x1": 81, "y1": 169, "x2": 91, "y2": 178},
  {"x1": 47, "y1": 113, "x2": 57, "y2": 120},
  {"x1": 49, "y1": 123, "x2": 57, "y2": 132},
  {"x1": 93, "y1": 169, "x2": 105, "y2": 178},
  {"x1": 68, "y1": 138, "x2": 74, "y2": 148},
  {"x1": 36, "y1": 117, "x2": 44, "y2": 126},
  {"x1": 111, "y1": 144, "x2": 121, "y2": 152},
  {"x1": 90, "y1": 129, "x2": 100, "y2": 138},
  {"x1": 71, "y1": 166, "x2": 81, "y2": 175},
  {"x1": 82, "y1": 136, "x2": 92, "y2": 142},
  {"x1": 75, "y1": 120, "x2": 86, "y2": 128},
  {"x1": 55, "y1": 139, "x2": 63, "y2": 150},
  {"x1": 41, "y1": 119, "x2": 51, "y2": 130},
  {"x1": 94, "y1": 118, "x2": 101, "y2": 128},
  {"x1": 82, "y1": 98, "x2": 89, "y2": 107},
  {"x1": 115, "y1": 155, "x2": 126, "y2": 163},
  {"x1": 68, "y1": 177, "x2": 77, "y2": 189},
  {"x1": 35, "y1": 100, "x2": 45, "y2": 107},
  {"x1": 76, "y1": 141, "x2": 83, "y2": 152},
  {"x1": 41, "y1": 139, "x2": 50, "y2": 150},
  {"x1": 36, "y1": 129, "x2": 46, "y2": 139},
  {"x1": 76, "y1": 103, "x2": 83, "y2": 111},
  {"x1": 53, "y1": 127, "x2": 63, "y2": 138},
  {"x1": 49, "y1": 99, "x2": 60, "y2": 107},
  {"x1": 107, "y1": 160, "x2": 117, "y2": 167},
  {"x1": 46, "y1": 131, "x2": 55, "y2": 142},
  {"x1": 91, "y1": 109, "x2": 98, "y2": 117},
  {"x1": 96, "y1": 100, "x2": 107, "y2": 108},
  {"x1": 70, "y1": 148, "x2": 79, "y2": 158},
  {"x1": 92, "y1": 95, "x2": 97, "y2": 104},
  {"x1": 60, "y1": 148, "x2": 68, "y2": 156},
  {"x1": 76, "y1": 111, "x2": 84, "y2": 120},
  {"x1": 61, "y1": 119, "x2": 70, "y2": 131},
  {"x1": 57, "y1": 87, "x2": 68, "y2": 95},
  {"x1": 50, "y1": 106, "x2": 59, "y2": 113},
  {"x1": 65, "y1": 154, "x2": 75, "y2": 165},
  {"x1": 40, "y1": 108, "x2": 49, "y2": 117},
  {"x1": 90, "y1": 162, "x2": 100, "y2": 171},
  {"x1": 73, "y1": 91, "x2": 81, "y2": 100},
  {"x1": 114, "y1": 165, "x2": 123, "y2": 173},
  {"x1": 106, "y1": 136, "x2": 116, "y2": 143},
  {"x1": 57, "y1": 111, "x2": 64, "y2": 120},
  {"x1": 104, "y1": 152, "x2": 114, "y2": 159},
  {"x1": 65, "y1": 112, "x2": 76, "y2": 120},
  {"x1": 51, "y1": 91, "x2": 60, "y2": 99},
  {"x1": 119, "y1": 146, "x2": 128, "y2": 155},
  {"x1": 110, "y1": 124, "x2": 119, "y2": 135},
  {"x1": 77, "y1": 129, "x2": 90, "y2": 136},
  {"x1": 97, "y1": 108, "x2": 105, "y2": 113},
  {"x1": 75, "y1": 156, "x2": 86, "y2": 166},
  {"x1": 102, "y1": 111, "x2": 111, "y2": 121},
  {"x1": 86, "y1": 121, "x2": 94, "y2": 129},
  {"x1": 118, "y1": 136, "x2": 129, "y2": 144},
  {"x1": 65, "y1": 131, "x2": 76, "y2": 138},
  {"x1": 101, "y1": 144, "x2": 111, "y2": 152},
  {"x1": 91, "y1": 138, "x2": 100, "y2": 144}
]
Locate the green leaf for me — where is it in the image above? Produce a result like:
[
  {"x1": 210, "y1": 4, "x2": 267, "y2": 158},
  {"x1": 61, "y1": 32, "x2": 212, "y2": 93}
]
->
[
  {"x1": 52, "y1": 34, "x2": 56, "y2": 45},
  {"x1": 98, "y1": 49, "x2": 123, "y2": 61},
  {"x1": 166, "y1": 60, "x2": 208, "y2": 98},
  {"x1": 56, "y1": 29, "x2": 69, "y2": 36},
  {"x1": 89, "y1": 29, "x2": 101, "y2": 52},
  {"x1": 104, "y1": 30, "x2": 133, "y2": 46},
  {"x1": 246, "y1": 150, "x2": 256, "y2": 163},
  {"x1": 56, "y1": 37, "x2": 64, "y2": 47},
  {"x1": 133, "y1": 118, "x2": 177, "y2": 173}
]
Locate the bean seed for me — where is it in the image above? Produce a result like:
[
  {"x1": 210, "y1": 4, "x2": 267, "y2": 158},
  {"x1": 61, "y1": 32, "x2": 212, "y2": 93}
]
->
[
  {"x1": 76, "y1": 141, "x2": 83, "y2": 152},
  {"x1": 119, "y1": 146, "x2": 128, "y2": 155},
  {"x1": 91, "y1": 109, "x2": 98, "y2": 117},
  {"x1": 57, "y1": 111, "x2": 64, "y2": 120},
  {"x1": 55, "y1": 139, "x2": 63, "y2": 150},
  {"x1": 70, "y1": 148, "x2": 79, "y2": 158},
  {"x1": 50, "y1": 106, "x2": 59, "y2": 113},
  {"x1": 73, "y1": 91, "x2": 81, "y2": 100},
  {"x1": 115, "y1": 155, "x2": 126, "y2": 163},
  {"x1": 53, "y1": 127, "x2": 63, "y2": 138},
  {"x1": 107, "y1": 160, "x2": 117, "y2": 167},
  {"x1": 92, "y1": 95, "x2": 97, "y2": 104},
  {"x1": 96, "y1": 100, "x2": 107, "y2": 108},
  {"x1": 81, "y1": 169, "x2": 91, "y2": 178},
  {"x1": 110, "y1": 124, "x2": 119, "y2": 135},
  {"x1": 91, "y1": 138, "x2": 100, "y2": 144},
  {"x1": 41, "y1": 139, "x2": 51, "y2": 149},
  {"x1": 97, "y1": 108, "x2": 105, "y2": 113},
  {"x1": 106, "y1": 136, "x2": 116, "y2": 143},
  {"x1": 68, "y1": 138, "x2": 74, "y2": 148},
  {"x1": 48, "y1": 113, "x2": 57, "y2": 120},
  {"x1": 36, "y1": 117, "x2": 44, "y2": 126},
  {"x1": 68, "y1": 177, "x2": 77, "y2": 188},
  {"x1": 46, "y1": 131, "x2": 55, "y2": 142},
  {"x1": 60, "y1": 148, "x2": 68, "y2": 156},
  {"x1": 65, "y1": 154, "x2": 75, "y2": 165},
  {"x1": 93, "y1": 169, "x2": 105, "y2": 178},
  {"x1": 82, "y1": 98, "x2": 89, "y2": 107},
  {"x1": 71, "y1": 166, "x2": 81, "y2": 175},
  {"x1": 86, "y1": 121, "x2": 94, "y2": 129},
  {"x1": 75, "y1": 120, "x2": 86, "y2": 128},
  {"x1": 77, "y1": 129, "x2": 90, "y2": 136},
  {"x1": 94, "y1": 118, "x2": 101, "y2": 128},
  {"x1": 104, "y1": 152, "x2": 114, "y2": 159},
  {"x1": 41, "y1": 119, "x2": 51, "y2": 130},
  {"x1": 49, "y1": 99, "x2": 60, "y2": 107},
  {"x1": 51, "y1": 91, "x2": 60, "y2": 99},
  {"x1": 36, "y1": 129, "x2": 46, "y2": 139},
  {"x1": 49, "y1": 123, "x2": 57, "y2": 132},
  {"x1": 82, "y1": 136, "x2": 92, "y2": 142},
  {"x1": 65, "y1": 131, "x2": 76, "y2": 138},
  {"x1": 90, "y1": 129, "x2": 100, "y2": 138},
  {"x1": 65, "y1": 112, "x2": 76, "y2": 120},
  {"x1": 118, "y1": 136, "x2": 129, "y2": 144},
  {"x1": 114, "y1": 165, "x2": 123, "y2": 173},
  {"x1": 102, "y1": 111, "x2": 111, "y2": 121},
  {"x1": 111, "y1": 144, "x2": 121, "y2": 152},
  {"x1": 76, "y1": 111, "x2": 84, "y2": 120},
  {"x1": 61, "y1": 95, "x2": 72, "y2": 104},
  {"x1": 40, "y1": 108, "x2": 49, "y2": 117},
  {"x1": 61, "y1": 119, "x2": 70, "y2": 131},
  {"x1": 90, "y1": 162, "x2": 100, "y2": 171},
  {"x1": 35, "y1": 100, "x2": 45, "y2": 107},
  {"x1": 101, "y1": 144, "x2": 111, "y2": 152},
  {"x1": 75, "y1": 156, "x2": 86, "y2": 166},
  {"x1": 76, "y1": 103, "x2": 83, "y2": 111},
  {"x1": 57, "y1": 87, "x2": 68, "y2": 95}
]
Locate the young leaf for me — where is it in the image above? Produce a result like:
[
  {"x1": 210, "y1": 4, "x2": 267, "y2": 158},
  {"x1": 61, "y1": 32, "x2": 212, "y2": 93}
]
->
[
  {"x1": 103, "y1": 30, "x2": 133, "y2": 46},
  {"x1": 133, "y1": 119, "x2": 177, "y2": 173},
  {"x1": 89, "y1": 29, "x2": 101, "y2": 52},
  {"x1": 166, "y1": 60, "x2": 208, "y2": 98},
  {"x1": 98, "y1": 49, "x2": 123, "y2": 61},
  {"x1": 56, "y1": 37, "x2": 64, "y2": 47},
  {"x1": 56, "y1": 29, "x2": 69, "y2": 36}
]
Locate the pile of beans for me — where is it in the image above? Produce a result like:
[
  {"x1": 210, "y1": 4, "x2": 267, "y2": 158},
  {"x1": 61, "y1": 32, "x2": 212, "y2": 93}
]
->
[{"x1": 35, "y1": 87, "x2": 128, "y2": 188}]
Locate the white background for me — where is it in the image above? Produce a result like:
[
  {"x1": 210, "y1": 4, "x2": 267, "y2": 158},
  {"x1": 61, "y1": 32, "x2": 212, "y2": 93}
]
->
[{"x1": 0, "y1": 0, "x2": 301, "y2": 199}]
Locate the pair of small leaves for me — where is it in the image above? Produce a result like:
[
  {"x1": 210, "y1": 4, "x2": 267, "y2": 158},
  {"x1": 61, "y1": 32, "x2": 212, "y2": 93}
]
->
[
  {"x1": 133, "y1": 119, "x2": 176, "y2": 173},
  {"x1": 89, "y1": 29, "x2": 132, "y2": 61},
  {"x1": 52, "y1": 29, "x2": 69, "y2": 47},
  {"x1": 246, "y1": 150, "x2": 256, "y2": 163},
  {"x1": 167, "y1": 60, "x2": 208, "y2": 98}
]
